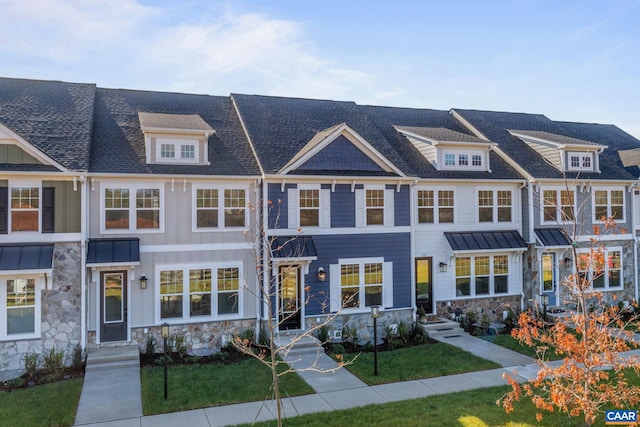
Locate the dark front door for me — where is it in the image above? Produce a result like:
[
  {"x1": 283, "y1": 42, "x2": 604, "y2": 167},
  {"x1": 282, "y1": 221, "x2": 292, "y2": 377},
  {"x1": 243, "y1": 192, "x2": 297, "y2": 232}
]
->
[
  {"x1": 279, "y1": 266, "x2": 301, "y2": 330},
  {"x1": 415, "y1": 258, "x2": 433, "y2": 314},
  {"x1": 101, "y1": 271, "x2": 127, "y2": 342}
]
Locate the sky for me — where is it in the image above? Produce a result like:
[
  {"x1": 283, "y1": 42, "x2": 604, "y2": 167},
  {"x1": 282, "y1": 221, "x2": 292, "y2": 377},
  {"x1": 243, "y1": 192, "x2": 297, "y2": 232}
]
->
[{"x1": 1, "y1": 0, "x2": 639, "y2": 138}]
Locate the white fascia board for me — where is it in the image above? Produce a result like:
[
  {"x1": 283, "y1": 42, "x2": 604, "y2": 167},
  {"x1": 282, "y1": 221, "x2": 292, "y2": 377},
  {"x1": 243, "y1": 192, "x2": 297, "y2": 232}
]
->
[{"x1": 0, "y1": 123, "x2": 71, "y2": 172}]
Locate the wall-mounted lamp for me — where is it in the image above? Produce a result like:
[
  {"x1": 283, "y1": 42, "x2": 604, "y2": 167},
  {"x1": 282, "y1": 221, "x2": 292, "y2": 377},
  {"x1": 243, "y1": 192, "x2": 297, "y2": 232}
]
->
[
  {"x1": 139, "y1": 274, "x2": 148, "y2": 289},
  {"x1": 563, "y1": 257, "x2": 572, "y2": 268},
  {"x1": 439, "y1": 262, "x2": 448, "y2": 273},
  {"x1": 317, "y1": 267, "x2": 326, "y2": 282}
]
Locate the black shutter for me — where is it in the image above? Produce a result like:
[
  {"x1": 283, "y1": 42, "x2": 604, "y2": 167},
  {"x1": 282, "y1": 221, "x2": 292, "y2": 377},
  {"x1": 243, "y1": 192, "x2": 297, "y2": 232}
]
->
[
  {"x1": 0, "y1": 187, "x2": 7, "y2": 234},
  {"x1": 42, "y1": 187, "x2": 55, "y2": 233}
]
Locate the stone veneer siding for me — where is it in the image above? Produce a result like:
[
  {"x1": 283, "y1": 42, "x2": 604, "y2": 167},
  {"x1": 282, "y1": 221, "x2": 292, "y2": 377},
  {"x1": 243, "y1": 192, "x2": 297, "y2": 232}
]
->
[
  {"x1": 305, "y1": 309, "x2": 413, "y2": 344},
  {"x1": 436, "y1": 295, "x2": 522, "y2": 322},
  {"x1": 0, "y1": 242, "x2": 82, "y2": 381},
  {"x1": 129, "y1": 319, "x2": 256, "y2": 352}
]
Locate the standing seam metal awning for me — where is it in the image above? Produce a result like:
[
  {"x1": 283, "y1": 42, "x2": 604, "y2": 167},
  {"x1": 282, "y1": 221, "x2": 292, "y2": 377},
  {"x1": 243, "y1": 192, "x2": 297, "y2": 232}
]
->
[
  {"x1": 0, "y1": 244, "x2": 54, "y2": 272},
  {"x1": 86, "y1": 238, "x2": 140, "y2": 266},
  {"x1": 444, "y1": 230, "x2": 527, "y2": 252},
  {"x1": 534, "y1": 228, "x2": 572, "y2": 248},
  {"x1": 271, "y1": 236, "x2": 317, "y2": 259}
]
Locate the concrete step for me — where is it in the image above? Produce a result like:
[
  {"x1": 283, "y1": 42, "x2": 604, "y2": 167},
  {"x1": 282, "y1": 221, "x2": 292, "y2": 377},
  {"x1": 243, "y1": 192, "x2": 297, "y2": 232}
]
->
[
  {"x1": 86, "y1": 344, "x2": 140, "y2": 371},
  {"x1": 274, "y1": 332, "x2": 323, "y2": 356},
  {"x1": 420, "y1": 318, "x2": 466, "y2": 338}
]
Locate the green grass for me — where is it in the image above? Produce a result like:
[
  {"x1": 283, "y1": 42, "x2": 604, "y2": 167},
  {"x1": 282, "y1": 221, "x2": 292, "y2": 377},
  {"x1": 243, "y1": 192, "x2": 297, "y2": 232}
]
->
[
  {"x1": 0, "y1": 379, "x2": 83, "y2": 427},
  {"x1": 490, "y1": 334, "x2": 564, "y2": 361},
  {"x1": 235, "y1": 384, "x2": 593, "y2": 427},
  {"x1": 334, "y1": 343, "x2": 501, "y2": 385},
  {"x1": 141, "y1": 357, "x2": 314, "y2": 415}
]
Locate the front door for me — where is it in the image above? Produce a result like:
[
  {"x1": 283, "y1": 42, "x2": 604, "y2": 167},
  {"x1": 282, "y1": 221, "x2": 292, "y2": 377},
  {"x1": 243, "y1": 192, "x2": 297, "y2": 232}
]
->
[
  {"x1": 415, "y1": 258, "x2": 433, "y2": 314},
  {"x1": 541, "y1": 253, "x2": 557, "y2": 306},
  {"x1": 279, "y1": 266, "x2": 301, "y2": 330},
  {"x1": 100, "y1": 271, "x2": 127, "y2": 342}
]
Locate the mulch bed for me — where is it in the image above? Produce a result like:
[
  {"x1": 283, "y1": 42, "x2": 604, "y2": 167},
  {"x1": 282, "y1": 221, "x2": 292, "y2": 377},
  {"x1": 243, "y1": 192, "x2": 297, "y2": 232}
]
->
[{"x1": 0, "y1": 366, "x2": 85, "y2": 392}]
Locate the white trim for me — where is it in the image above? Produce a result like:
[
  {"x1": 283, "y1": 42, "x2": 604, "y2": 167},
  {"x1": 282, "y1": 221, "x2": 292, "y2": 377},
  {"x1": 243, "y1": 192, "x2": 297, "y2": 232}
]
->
[
  {"x1": 591, "y1": 186, "x2": 626, "y2": 224},
  {"x1": 7, "y1": 181, "x2": 41, "y2": 234},
  {"x1": 476, "y1": 187, "x2": 515, "y2": 225},
  {"x1": 100, "y1": 184, "x2": 165, "y2": 233},
  {"x1": 414, "y1": 186, "x2": 456, "y2": 225},
  {"x1": 265, "y1": 226, "x2": 411, "y2": 236},
  {"x1": 154, "y1": 137, "x2": 200, "y2": 164},
  {"x1": 191, "y1": 184, "x2": 250, "y2": 232},
  {"x1": 331, "y1": 257, "x2": 390, "y2": 313},
  {"x1": 0, "y1": 274, "x2": 43, "y2": 341},
  {"x1": 539, "y1": 186, "x2": 576, "y2": 225},
  {"x1": 566, "y1": 151, "x2": 595, "y2": 172},
  {"x1": 141, "y1": 242, "x2": 253, "y2": 253},
  {"x1": 576, "y1": 246, "x2": 624, "y2": 290},
  {"x1": 155, "y1": 262, "x2": 244, "y2": 324},
  {"x1": 0, "y1": 123, "x2": 70, "y2": 172}
]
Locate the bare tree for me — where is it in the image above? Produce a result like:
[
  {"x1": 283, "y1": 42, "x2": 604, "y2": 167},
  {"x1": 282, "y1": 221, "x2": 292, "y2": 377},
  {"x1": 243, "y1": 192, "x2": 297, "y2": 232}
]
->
[{"x1": 231, "y1": 200, "x2": 353, "y2": 427}]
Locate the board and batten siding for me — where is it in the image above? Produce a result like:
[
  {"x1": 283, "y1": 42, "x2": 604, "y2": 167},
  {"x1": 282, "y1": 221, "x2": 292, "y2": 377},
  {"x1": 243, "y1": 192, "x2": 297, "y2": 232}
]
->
[
  {"x1": 0, "y1": 144, "x2": 41, "y2": 164},
  {"x1": 42, "y1": 180, "x2": 81, "y2": 233}
]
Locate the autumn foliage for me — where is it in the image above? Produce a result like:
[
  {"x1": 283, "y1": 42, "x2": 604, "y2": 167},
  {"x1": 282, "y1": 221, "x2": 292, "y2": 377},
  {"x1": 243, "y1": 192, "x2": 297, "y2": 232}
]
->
[{"x1": 499, "y1": 220, "x2": 640, "y2": 426}]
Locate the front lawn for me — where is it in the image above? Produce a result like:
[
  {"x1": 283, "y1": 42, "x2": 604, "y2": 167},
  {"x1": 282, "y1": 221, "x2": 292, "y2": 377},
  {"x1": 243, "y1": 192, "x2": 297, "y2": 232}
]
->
[
  {"x1": 333, "y1": 342, "x2": 501, "y2": 385},
  {"x1": 0, "y1": 379, "x2": 83, "y2": 427},
  {"x1": 141, "y1": 357, "x2": 314, "y2": 415},
  {"x1": 488, "y1": 333, "x2": 565, "y2": 361}
]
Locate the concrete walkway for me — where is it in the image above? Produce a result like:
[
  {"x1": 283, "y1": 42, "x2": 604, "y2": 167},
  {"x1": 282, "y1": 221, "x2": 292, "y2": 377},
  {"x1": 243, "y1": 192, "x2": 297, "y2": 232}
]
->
[{"x1": 74, "y1": 328, "x2": 541, "y2": 427}]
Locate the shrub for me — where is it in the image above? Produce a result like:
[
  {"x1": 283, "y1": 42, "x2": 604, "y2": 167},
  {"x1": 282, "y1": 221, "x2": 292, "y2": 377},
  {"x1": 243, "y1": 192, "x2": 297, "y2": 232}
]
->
[
  {"x1": 23, "y1": 351, "x2": 39, "y2": 377},
  {"x1": 72, "y1": 343, "x2": 86, "y2": 371},
  {"x1": 397, "y1": 321, "x2": 410, "y2": 344},
  {"x1": 172, "y1": 335, "x2": 188, "y2": 360},
  {"x1": 341, "y1": 325, "x2": 358, "y2": 345},
  {"x1": 144, "y1": 335, "x2": 157, "y2": 358},
  {"x1": 258, "y1": 326, "x2": 269, "y2": 347},
  {"x1": 316, "y1": 325, "x2": 330, "y2": 344},
  {"x1": 330, "y1": 343, "x2": 345, "y2": 354},
  {"x1": 411, "y1": 323, "x2": 429, "y2": 344},
  {"x1": 43, "y1": 347, "x2": 65, "y2": 377},
  {"x1": 6, "y1": 377, "x2": 25, "y2": 388}
]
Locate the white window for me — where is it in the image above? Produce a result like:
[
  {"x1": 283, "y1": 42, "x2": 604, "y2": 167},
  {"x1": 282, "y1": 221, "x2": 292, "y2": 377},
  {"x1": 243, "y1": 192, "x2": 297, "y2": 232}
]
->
[
  {"x1": 458, "y1": 154, "x2": 468, "y2": 166},
  {"x1": 158, "y1": 264, "x2": 242, "y2": 322},
  {"x1": 102, "y1": 185, "x2": 163, "y2": 232},
  {"x1": 455, "y1": 255, "x2": 509, "y2": 297},
  {"x1": 593, "y1": 189, "x2": 625, "y2": 222},
  {"x1": 287, "y1": 186, "x2": 330, "y2": 229},
  {"x1": 577, "y1": 247, "x2": 622, "y2": 290},
  {"x1": 472, "y1": 155, "x2": 482, "y2": 166},
  {"x1": 329, "y1": 258, "x2": 393, "y2": 312},
  {"x1": 355, "y1": 186, "x2": 394, "y2": 227},
  {"x1": 478, "y1": 190, "x2": 512, "y2": 223},
  {"x1": 441, "y1": 150, "x2": 487, "y2": 171},
  {"x1": 155, "y1": 138, "x2": 199, "y2": 163},
  {"x1": 567, "y1": 152, "x2": 594, "y2": 172},
  {"x1": 417, "y1": 189, "x2": 454, "y2": 224},
  {"x1": 193, "y1": 187, "x2": 248, "y2": 230},
  {"x1": 541, "y1": 188, "x2": 575, "y2": 223},
  {"x1": 10, "y1": 185, "x2": 40, "y2": 232},
  {"x1": 445, "y1": 153, "x2": 455, "y2": 166},
  {"x1": 0, "y1": 276, "x2": 42, "y2": 340}
]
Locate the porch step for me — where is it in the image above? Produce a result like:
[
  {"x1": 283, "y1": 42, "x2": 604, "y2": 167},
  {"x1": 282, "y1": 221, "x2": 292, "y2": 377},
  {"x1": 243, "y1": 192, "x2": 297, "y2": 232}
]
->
[
  {"x1": 85, "y1": 344, "x2": 140, "y2": 371},
  {"x1": 420, "y1": 318, "x2": 466, "y2": 337},
  {"x1": 274, "y1": 332, "x2": 323, "y2": 356}
]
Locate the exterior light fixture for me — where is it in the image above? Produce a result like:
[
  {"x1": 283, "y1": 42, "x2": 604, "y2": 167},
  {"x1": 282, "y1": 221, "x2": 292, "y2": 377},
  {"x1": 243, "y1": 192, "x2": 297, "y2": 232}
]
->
[
  {"x1": 563, "y1": 257, "x2": 572, "y2": 268},
  {"x1": 439, "y1": 262, "x2": 448, "y2": 273},
  {"x1": 161, "y1": 322, "x2": 170, "y2": 399},
  {"x1": 139, "y1": 274, "x2": 148, "y2": 290},
  {"x1": 370, "y1": 305, "x2": 380, "y2": 376},
  {"x1": 317, "y1": 267, "x2": 326, "y2": 282}
]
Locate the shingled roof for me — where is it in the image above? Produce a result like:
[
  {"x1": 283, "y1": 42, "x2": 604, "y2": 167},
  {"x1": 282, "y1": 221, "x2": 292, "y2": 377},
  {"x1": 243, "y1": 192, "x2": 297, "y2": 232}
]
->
[
  {"x1": 0, "y1": 77, "x2": 96, "y2": 171},
  {"x1": 90, "y1": 88, "x2": 260, "y2": 176},
  {"x1": 452, "y1": 109, "x2": 640, "y2": 180}
]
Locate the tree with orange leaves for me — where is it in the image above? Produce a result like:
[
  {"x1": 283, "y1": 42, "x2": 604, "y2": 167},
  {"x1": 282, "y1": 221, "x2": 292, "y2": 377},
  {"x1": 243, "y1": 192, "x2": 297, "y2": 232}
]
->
[{"x1": 499, "y1": 217, "x2": 640, "y2": 426}]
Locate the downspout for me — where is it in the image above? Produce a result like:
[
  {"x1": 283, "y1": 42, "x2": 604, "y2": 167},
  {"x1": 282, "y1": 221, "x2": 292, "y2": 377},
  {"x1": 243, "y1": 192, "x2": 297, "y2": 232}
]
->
[
  {"x1": 633, "y1": 181, "x2": 639, "y2": 302},
  {"x1": 410, "y1": 179, "x2": 417, "y2": 314},
  {"x1": 79, "y1": 175, "x2": 87, "y2": 349},
  {"x1": 258, "y1": 178, "x2": 268, "y2": 340},
  {"x1": 523, "y1": 180, "x2": 536, "y2": 311}
]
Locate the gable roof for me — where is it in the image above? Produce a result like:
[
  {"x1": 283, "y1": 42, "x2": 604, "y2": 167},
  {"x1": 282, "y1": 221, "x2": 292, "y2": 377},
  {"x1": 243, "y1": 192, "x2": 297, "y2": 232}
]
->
[
  {"x1": 395, "y1": 126, "x2": 489, "y2": 144},
  {"x1": 90, "y1": 88, "x2": 260, "y2": 176},
  {"x1": 138, "y1": 112, "x2": 214, "y2": 133},
  {"x1": 452, "y1": 109, "x2": 640, "y2": 181},
  {"x1": 0, "y1": 77, "x2": 96, "y2": 172},
  {"x1": 231, "y1": 94, "x2": 415, "y2": 176}
]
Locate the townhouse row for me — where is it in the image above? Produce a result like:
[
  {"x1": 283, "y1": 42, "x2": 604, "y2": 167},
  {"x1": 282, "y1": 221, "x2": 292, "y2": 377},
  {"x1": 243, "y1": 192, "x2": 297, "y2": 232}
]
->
[{"x1": 1, "y1": 77, "x2": 639, "y2": 378}]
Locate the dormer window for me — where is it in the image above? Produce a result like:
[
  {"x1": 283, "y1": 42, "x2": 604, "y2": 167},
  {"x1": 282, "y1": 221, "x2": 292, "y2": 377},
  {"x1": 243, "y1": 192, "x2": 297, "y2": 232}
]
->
[
  {"x1": 567, "y1": 152, "x2": 593, "y2": 171},
  {"x1": 440, "y1": 150, "x2": 485, "y2": 170},
  {"x1": 138, "y1": 112, "x2": 213, "y2": 166}
]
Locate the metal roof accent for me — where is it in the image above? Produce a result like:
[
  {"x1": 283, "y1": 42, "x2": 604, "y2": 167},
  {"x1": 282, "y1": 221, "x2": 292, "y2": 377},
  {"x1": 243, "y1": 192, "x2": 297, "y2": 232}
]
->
[
  {"x1": 86, "y1": 238, "x2": 140, "y2": 265},
  {"x1": 444, "y1": 230, "x2": 527, "y2": 251},
  {"x1": 0, "y1": 244, "x2": 54, "y2": 271}
]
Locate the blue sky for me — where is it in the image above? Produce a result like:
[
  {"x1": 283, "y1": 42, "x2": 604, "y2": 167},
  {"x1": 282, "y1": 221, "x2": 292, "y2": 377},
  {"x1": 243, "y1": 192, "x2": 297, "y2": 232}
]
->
[{"x1": 1, "y1": 0, "x2": 639, "y2": 137}]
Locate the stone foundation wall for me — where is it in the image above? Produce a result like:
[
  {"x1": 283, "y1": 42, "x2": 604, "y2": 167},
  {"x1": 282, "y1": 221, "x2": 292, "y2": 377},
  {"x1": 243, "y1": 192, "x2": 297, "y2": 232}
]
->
[
  {"x1": 130, "y1": 319, "x2": 256, "y2": 353},
  {"x1": 0, "y1": 242, "x2": 82, "y2": 381},
  {"x1": 304, "y1": 309, "x2": 413, "y2": 344},
  {"x1": 436, "y1": 295, "x2": 521, "y2": 322}
]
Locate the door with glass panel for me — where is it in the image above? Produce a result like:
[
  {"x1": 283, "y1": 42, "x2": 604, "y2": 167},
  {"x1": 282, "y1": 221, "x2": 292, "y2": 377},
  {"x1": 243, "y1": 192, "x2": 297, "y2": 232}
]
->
[
  {"x1": 279, "y1": 266, "x2": 301, "y2": 330},
  {"x1": 415, "y1": 258, "x2": 433, "y2": 314},
  {"x1": 101, "y1": 271, "x2": 127, "y2": 342},
  {"x1": 541, "y1": 253, "x2": 557, "y2": 307}
]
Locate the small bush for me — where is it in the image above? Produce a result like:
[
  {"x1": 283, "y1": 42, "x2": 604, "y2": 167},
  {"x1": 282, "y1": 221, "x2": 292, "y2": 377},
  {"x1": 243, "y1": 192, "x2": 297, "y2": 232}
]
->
[
  {"x1": 172, "y1": 335, "x2": 188, "y2": 360},
  {"x1": 411, "y1": 323, "x2": 429, "y2": 344},
  {"x1": 23, "y1": 351, "x2": 39, "y2": 377},
  {"x1": 316, "y1": 325, "x2": 330, "y2": 344},
  {"x1": 43, "y1": 347, "x2": 65, "y2": 377},
  {"x1": 6, "y1": 377, "x2": 25, "y2": 388},
  {"x1": 330, "y1": 343, "x2": 345, "y2": 354},
  {"x1": 341, "y1": 325, "x2": 358, "y2": 345},
  {"x1": 240, "y1": 328, "x2": 255, "y2": 344},
  {"x1": 363, "y1": 341, "x2": 374, "y2": 352},
  {"x1": 72, "y1": 343, "x2": 86, "y2": 371},
  {"x1": 145, "y1": 336, "x2": 157, "y2": 358},
  {"x1": 397, "y1": 321, "x2": 410, "y2": 344},
  {"x1": 258, "y1": 326, "x2": 269, "y2": 347}
]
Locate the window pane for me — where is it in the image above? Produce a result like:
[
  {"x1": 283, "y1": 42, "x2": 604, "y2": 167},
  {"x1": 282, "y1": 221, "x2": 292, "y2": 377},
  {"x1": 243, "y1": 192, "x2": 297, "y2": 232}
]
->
[
  {"x1": 458, "y1": 154, "x2": 468, "y2": 166},
  {"x1": 181, "y1": 144, "x2": 195, "y2": 159},
  {"x1": 224, "y1": 189, "x2": 245, "y2": 227},
  {"x1": 472, "y1": 155, "x2": 482, "y2": 166},
  {"x1": 456, "y1": 278, "x2": 470, "y2": 296},
  {"x1": 475, "y1": 277, "x2": 489, "y2": 295},
  {"x1": 479, "y1": 207, "x2": 493, "y2": 222},
  {"x1": 7, "y1": 279, "x2": 35, "y2": 307},
  {"x1": 218, "y1": 268, "x2": 239, "y2": 291},
  {"x1": 10, "y1": 187, "x2": 39, "y2": 231},
  {"x1": 161, "y1": 296, "x2": 183, "y2": 318},
  {"x1": 218, "y1": 292, "x2": 238, "y2": 314},
  {"x1": 136, "y1": 189, "x2": 160, "y2": 229},
  {"x1": 300, "y1": 189, "x2": 319, "y2": 226},
  {"x1": 137, "y1": 210, "x2": 160, "y2": 229},
  {"x1": 160, "y1": 144, "x2": 175, "y2": 158},
  {"x1": 418, "y1": 207, "x2": 434, "y2": 223},
  {"x1": 364, "y1": 285, "x2": 382, "y2": 306},
  {"x1": 160, "y1": 270, "x2": 183, "y2": 318},
  {"x1": 8, "y1": 307, "x2": 35, "y2": 334},
  {"x1": 190, "y1": 294, "x2": 211, "y2": 316},
  {"x1": 445, "y1": 153, "x2": 455, "y2": 166},
  {"x1": 11, "y1": 211, "x2": 38, "y2": 232},
  {"x1": 418, "y1": 191, "x2": 434, "y2": 223},
  {"x1": 104, "y1": 274, "x2": 123, "y2": 322},
  {"x1": 105, "y1": 210, "x2": 129, "y2": 229},
  {"x1": 189, "y1": 269, "x2": 211, "y2": 317},
  {"x1": 478, "y1": 191, "x2": 493, "y2": 222},
  {"x1": 341, "y1": 264, "x2": 359, "y2": 308},
  {"x1": 494, "y1": 256, "x2": 508, "y2": 275},
  {"x1": 366, "y1": 208, "x2": 384, "y2": 225},
  {"x1": 475, "y1": 257, "x2": 490, "y2": 275},
  {"x1": 439, "y1": 208, "x2": 454, "y2": 223},
  {"x1": 494, "y1": 276, "x2": 508, "y2": 293},
  {"x1": 560, "y1": 191, "x2": 574, "y2": 221},
  {"x1": 364, "y1": 263, "x2": 382, "y2": 284},
  {"x1": 366, "y1": 190, "x2": 384, "y2": 225},
  {"x1": 197, "y1": 210, "x2": 218, "y2": 228},
  {"x1": 439, "y1": 191, "x2": 454, "y2": 223}
]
